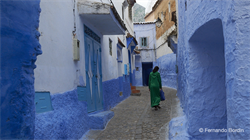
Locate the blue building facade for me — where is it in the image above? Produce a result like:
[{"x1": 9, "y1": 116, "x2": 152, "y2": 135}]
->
[{"x1": 176, "y1": 0, "x2": 250, "y2": 139}]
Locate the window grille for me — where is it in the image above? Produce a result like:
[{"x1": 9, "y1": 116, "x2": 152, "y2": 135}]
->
[{"x1": 140, "y1": 37, "x2": 147, "y2": 47}]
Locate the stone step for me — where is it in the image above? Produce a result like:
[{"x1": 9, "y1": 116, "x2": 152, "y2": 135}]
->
[
  {"x1": 131, "y1": 86, "x2": 136, "y2": 90},
  {"x1": 132, "y1": 89, "x2": 140, "y2": 93},
  {"x1": 88, "y1": 111, "x2": 114, "y2": 129}
]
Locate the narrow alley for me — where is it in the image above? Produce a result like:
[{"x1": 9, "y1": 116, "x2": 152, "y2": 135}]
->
[
  {"x1": 1, "y1": 0, "x2": 250, "y2": 140},
  {"x1": 81, "y1": 87, "x2": 179, "y2": 140}
]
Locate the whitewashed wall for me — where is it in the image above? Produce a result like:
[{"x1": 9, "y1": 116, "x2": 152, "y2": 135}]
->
[
  {"x1": 101, "y1": 0, "x2": 134, "y2": 81},
  {"x1": 155, "y1": 25, "x2": 175, "y2": 59},
  {"x1": 102, "y1": 35, "x2": 128, "y2": 81},
  {"x1": 35, "y1": 0, "x2": 102, "y2": 94},
  {"x1": 134, "y1": 23, "x2": 156, "y2": 62}
]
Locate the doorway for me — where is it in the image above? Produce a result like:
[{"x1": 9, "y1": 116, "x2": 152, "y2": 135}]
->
[
  {"x1": 142, "y1": 62, "x2": 153, "y2": 86},
  {"x1": 84, "y1": 25, "x2": 103, "y2": 113}
]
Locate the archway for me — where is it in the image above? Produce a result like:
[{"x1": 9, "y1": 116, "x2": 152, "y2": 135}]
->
[{"x1": 188, "y1": 18, "x2": 227, "y2": 139}]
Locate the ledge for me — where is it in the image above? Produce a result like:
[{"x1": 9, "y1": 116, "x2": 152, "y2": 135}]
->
[{"x1": 78, "y1": 0, "x2": 126, "y2": 35}]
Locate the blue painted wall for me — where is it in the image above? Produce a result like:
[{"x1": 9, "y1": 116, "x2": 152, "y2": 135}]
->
[
  {"x1": 0, "y1": 0, "x2": 41, "y2": 139},
  {"x1": 153, "y1": 53, "x2": 177, "y2": 89},
  {"x1": 35, "y1": 88, "x2": 114, "y2": 139},
  {"x1": 103, "y1": 76, "x2": 131, "y2": 110},
  {"x1": 176, "y1": 0, "x2": 250, "y2": 139},
  {"x1": 35, "y1": 90, "x2": 89, "y2": 139}
]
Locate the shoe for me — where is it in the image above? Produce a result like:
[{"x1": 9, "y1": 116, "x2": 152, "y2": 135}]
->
[
  {"x1": 157, "y1": 105, "x2": 161, "y2": 109},
  {"x1": 155, "y1": 107, "x2": 158, "y2": 111}
]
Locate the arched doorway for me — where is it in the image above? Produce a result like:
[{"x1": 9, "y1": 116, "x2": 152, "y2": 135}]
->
[{"x1": 188, "y1": 19, "x2": 227, "y2": 139}]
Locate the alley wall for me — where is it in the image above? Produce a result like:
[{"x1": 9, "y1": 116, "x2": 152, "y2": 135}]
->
[
  {"x1": 176, "y1": 0, "x2": 250, "y2": 139},
  {"x1": 153, "y1": 53, "x2": 177, "y2": 89},
  {"x1": 0, "y1": 0, "x2": 41, "y2": 139}
]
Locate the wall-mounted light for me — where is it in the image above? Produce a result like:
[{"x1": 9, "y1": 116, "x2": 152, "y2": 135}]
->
[{"x1": 156, "y1": 17, "x2": 162, "y2": 28}]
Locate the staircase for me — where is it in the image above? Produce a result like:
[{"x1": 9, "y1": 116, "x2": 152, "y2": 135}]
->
[{"x1": 130, "y1": 84, "x2": 141, "y2": 96}]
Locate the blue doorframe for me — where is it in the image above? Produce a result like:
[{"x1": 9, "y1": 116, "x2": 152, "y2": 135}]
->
[
  {"x1": 84, "y1": 25, "x2": 103, "y2": 113},
  {"x1": 142, "y1": 62, "x2": 153, "y2": 86}
]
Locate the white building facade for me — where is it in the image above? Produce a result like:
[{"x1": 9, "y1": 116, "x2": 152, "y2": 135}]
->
[{"x1": 133, "y1": 22, "x2": 156, "y2": 86}]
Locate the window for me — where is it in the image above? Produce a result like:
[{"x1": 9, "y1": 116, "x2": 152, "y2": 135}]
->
[
  {"x1": 109, "y1": 39, "x2": 112, "y2": 56},
  {"x1": 140, "y1": 37, "x2": 147, "y2": 47}
]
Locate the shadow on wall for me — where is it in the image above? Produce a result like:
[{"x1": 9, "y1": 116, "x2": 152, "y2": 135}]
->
[
  {"x1": 153, "y1": 53, "x2": 177, "y2": 89},
  {"x1": 187, "y1": 18, "x2": 227, "y2": 139}
]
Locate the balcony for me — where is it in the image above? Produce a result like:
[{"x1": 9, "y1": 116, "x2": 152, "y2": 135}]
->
[{"x1": 78, "y1": 0, "x2": 127, "y2": 35}]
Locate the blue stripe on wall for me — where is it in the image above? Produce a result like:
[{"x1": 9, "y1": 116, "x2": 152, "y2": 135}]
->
[
  {"x1": 153, "y1": 53, "x2": 177, "y2": 89},
  {"x1": 35, "y1": 88, "x2": 115, "y2": 139},
  {"x1": 102, "y1": 76, "x2": 131, "y2": 110},
  {"x1": 35, "y1": 89, "x2": 89, "y2": 139}
]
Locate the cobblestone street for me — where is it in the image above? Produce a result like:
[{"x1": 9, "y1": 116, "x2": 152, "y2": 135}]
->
[{"x1": 81, "y1": 86, "x2": 179, "y2": 140}]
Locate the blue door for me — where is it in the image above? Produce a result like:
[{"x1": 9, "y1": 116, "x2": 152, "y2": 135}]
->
[
  {"x1": 84, "y1": 26, "x2": 103, "y2": 113},
  {"x1": 94, "y1": 42, "x2": 103, "y2": 111}
]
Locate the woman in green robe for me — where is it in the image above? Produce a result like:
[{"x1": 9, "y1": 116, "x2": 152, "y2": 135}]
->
[{"x1": 148, "y1": 66, "x2": 162, "y2": 110}]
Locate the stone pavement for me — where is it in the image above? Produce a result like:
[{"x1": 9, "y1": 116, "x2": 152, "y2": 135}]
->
[{"x1": 80, "y1": 86, "x2": 178, "y2": 140}]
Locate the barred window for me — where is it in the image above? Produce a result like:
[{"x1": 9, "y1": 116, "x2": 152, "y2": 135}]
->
[{"x1": 140, "y1": 37, "x2": 147, "y2": 47}]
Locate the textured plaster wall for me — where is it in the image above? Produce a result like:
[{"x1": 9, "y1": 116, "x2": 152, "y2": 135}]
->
[
  {"x1": 103, "y1": 77, "x2": 131, "y2": 110},
  {"x1": 177, "y1": 0, "x2": 250, "y2": 139},
  {"x1": 35, "y1": 90, "x2": 88, "y2": 139},
  {"x1": 153, "y1": 53, "x2": 177, "y2": 89},
  {"x1": 0, "y1": 0, "x2": 41, "y2": 139},
  {"x1": 35, "y1": 89, "x2": 114, "y2": 139}
]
